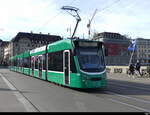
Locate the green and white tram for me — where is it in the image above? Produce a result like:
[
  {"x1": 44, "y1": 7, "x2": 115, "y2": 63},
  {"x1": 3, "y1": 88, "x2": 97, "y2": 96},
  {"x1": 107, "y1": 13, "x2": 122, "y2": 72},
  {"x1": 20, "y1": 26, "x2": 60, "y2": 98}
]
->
[{"x1": 9, "y1": 39, "x2": 107, "y2": 89}]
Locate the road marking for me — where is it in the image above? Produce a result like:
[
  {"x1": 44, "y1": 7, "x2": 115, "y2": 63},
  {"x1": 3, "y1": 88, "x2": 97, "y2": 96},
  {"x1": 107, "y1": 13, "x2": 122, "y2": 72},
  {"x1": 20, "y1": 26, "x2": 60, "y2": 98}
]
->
[
  {"x1": 0, "y1": 73, "x2": 38, "y2": 112},
  {"x1": 106, "y1": 91, "x2": 150, "y2": 104},
  {"x1": 108, "y1": 98, "x2": 150, "y2": 112},
  {"x1": 104, "y1": 91, "x2": 150, "y2": 112},
  {"x1": 109, "y1": 81, "x2": 150, "y2": 92}
]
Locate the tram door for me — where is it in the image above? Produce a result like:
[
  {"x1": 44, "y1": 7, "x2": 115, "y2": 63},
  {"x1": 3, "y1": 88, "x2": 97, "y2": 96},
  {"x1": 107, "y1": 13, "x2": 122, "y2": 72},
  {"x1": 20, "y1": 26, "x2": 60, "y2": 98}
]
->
[
  {"x1": 31, "y1": 56, "x2": 35, "y2": 76},
  {"x1": 63, "y1": 50, "x2": 70, "y2": 85},
  {"x1": 38, "y1": 55, "x2": 43, "y2": 78}
]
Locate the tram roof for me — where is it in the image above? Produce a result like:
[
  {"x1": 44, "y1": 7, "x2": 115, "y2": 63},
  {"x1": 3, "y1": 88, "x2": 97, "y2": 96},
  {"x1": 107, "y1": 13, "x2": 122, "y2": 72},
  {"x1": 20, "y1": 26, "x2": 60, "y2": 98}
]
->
[
  {"x1": 47, "y1": 39, "x2": 73, "y2": 53},
  {"x1": 47, "y1": 38, "x2": 103, "y2": 53},
  {"x1": 30, "y1": 45, "x2": 46, "y2": 56},
  {"x1": 23, "y1": 51, "x2": 30, "y2": 58}
]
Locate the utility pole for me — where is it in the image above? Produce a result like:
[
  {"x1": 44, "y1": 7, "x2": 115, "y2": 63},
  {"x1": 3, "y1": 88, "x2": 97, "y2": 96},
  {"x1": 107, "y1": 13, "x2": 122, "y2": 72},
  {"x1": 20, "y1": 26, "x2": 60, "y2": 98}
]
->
[
  {"x1": 87, "y1": 9, "x2": 98, "y2": 39},
  {"x1": 61, "y1": 6, "x2": 81, "y2": 38}
]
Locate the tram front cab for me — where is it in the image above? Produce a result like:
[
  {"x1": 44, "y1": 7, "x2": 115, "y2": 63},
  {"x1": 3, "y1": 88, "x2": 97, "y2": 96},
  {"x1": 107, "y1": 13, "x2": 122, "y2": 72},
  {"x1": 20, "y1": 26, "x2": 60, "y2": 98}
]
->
[{"x1": 74, "y1": 40, "x2": 107, "y2": 88}]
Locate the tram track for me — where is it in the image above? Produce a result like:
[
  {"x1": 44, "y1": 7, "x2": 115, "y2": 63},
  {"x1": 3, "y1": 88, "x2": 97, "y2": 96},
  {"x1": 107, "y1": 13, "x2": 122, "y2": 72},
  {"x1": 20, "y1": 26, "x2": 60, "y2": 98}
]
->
[
  {"x1": 108, "y1": 81, "x2": 150, "y2": 92},
  {"x1": 107, "y1": 81, "x2": 150, "y2": 100},
  {"x1": 2, "y1": 69, "x2": 150, "y2": 112},
  {"x1": 89, "y1": 89, "x2": 150, "y2": 112},
  {"x1": 6, "y1": 73, "x2": 150, "y2": 112},
  {"x1": 87, "y1": 80, "x2": 150, "y2": 112}
]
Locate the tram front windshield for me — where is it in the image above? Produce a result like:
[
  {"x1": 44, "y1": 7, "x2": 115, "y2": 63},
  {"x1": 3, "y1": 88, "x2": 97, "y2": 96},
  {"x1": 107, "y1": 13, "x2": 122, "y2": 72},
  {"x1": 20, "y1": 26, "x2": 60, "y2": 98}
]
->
[{"x1": 76, "y1": 46, "x2": 105, "y2": 73}]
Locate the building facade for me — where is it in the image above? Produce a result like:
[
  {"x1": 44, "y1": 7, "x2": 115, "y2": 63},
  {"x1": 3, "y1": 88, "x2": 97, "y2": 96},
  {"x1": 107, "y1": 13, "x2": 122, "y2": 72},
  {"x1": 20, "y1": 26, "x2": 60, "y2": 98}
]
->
[
  {"x1": 0, "y1": 32, "x2": 62, "y2": 65},
  {"x1": 0, "y1": 39, "x2": 3, "y2": 63},
  {"x1": 0, "y1": 40, "x2": 10, "y2": 65},
  {"x1": 9, "y1": 32, "x2": 62, "y2": 57},
  {"x1": 133, "y1": 38, "x2": 150, "y2": 65},
  {"x1": 92, "y1": 32, "x2": 131, "y2": 65}
]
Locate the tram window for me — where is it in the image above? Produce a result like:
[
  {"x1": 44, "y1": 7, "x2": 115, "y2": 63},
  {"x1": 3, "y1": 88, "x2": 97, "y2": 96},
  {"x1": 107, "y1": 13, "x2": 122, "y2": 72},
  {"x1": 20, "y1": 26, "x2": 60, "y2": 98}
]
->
[
  {"x1": 18, "y1": 59, "x2": 20, "y2": 67},
  {"x1": 29, "y1": 57, "x2": 31, "y2": 68},
  {"x1": 28, "y1": 57, "x2": 31, "y2": 68},
  {"x1": 38, "y1": 55, "x2": 43, "y2": 70},
  {"x1": 43, "y1": 54, "x2": 46, "y2": 70},
  {"x1": 12, "y1": 60, "x2": 13, "y2": 66},
  {"x1": 13, "y1": 60, "x2": 15, "y2": 66},
  {"x1": 70, "y1": 51, "x2": 77, "y2": 73},
  {"x1": 31, "y1": 56, "x2": 34, "y2": 69},
  {"x1": 48, "y1": 51, "x2": 63, "y2": 72},
  {"x1": 9, "y1": 60, "x2": 12, "y2": 66},
  {"x1": 19, "y1": 59, "x2": 21, "y2": 67},
  {"x1": 76, "y1": 47, "x2": 105, "y2": 72},
  {"x1": 16, "y1": 59, "x2": 19, "y2": 67},
  {"x1": 48, "y1": 53, "x2": 53, "y2": 70},
  {"x1": 23, "y1": 57, "x2": 30, "y2": 68},
  {"x1": 16, "y1": 59, "x2": 17, "y2": 66},
  {"x1": 35, "y1": 56, "x2": 38, "y2": 69},
  {"x1": 15, "y1": 60, "x2": 17, "y2": 66},
  {"x1": 23, "y1": 58, "x2": 27, "y2": 67},
  {"x1": 17, "y1": 59, "x2": 19, "y2": 67},
  {"x1": 16, "y1": 59, "x2": 18, "y2": 66},
  {"x1": 20, "y1": 58, "x2": 23, "y2": 67},
  {"x1": 10, "y1": 60, "x2": 12, "y2": 66},
  {"x1": 14, "y1": 60, "x2": 17, "y2": 66}
]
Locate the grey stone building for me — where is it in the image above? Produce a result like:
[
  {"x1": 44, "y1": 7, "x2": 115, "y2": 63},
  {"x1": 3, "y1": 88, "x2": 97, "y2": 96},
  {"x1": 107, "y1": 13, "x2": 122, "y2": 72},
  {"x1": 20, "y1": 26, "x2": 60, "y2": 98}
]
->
[
  {"x1": 0, "y1": 39, "x2": 3, "y2": 62},
  {"x1": 0, "y1": 40, "x2": 10, "y2": 65},
  {"x1": 133, "y1": 38, "x2": 150, "y2": 65},
  {"x1": 9, "y1": 32, "x2": 62, "y2": 57},
  {"x1": 92, "y1": 32, "x2": 131, "y2": 66}
]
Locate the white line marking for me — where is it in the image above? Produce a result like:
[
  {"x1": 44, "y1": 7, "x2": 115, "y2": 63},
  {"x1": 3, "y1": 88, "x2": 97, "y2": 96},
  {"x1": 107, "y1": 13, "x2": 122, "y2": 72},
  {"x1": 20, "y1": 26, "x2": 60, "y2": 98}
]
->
[
  {"x1": 106, "y1": 91, "x2": 150, "y2": 104},
  {"x1": 104, "y1": 91, "x2": 150, "y2": 112},
  {"x1": 108, "y1": 98, "x2": 150, "y2": 112},
  {"x1": 0, "y1": 73, "x2": 38, "y2": 112},
  {"x1": 109, "y1": 81, "x2": 150, "y2": 92}
]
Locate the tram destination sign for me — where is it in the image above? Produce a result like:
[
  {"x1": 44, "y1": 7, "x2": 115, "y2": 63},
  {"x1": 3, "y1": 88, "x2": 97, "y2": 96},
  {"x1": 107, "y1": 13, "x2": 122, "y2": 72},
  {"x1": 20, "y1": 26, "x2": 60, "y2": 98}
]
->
[{"x1": 78, "y1": 42, "x2": 98, "y2": 47}]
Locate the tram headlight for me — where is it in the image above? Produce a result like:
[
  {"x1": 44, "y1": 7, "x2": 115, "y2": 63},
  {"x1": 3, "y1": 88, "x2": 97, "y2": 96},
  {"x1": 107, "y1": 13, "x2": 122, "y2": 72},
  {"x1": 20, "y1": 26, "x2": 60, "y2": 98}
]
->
[
  {"x1": 77, "y1": 73, "x2": 80, "y2": 76},
  {"x1": 82, "y1": 79, "x2": 86, "y2": 82}
]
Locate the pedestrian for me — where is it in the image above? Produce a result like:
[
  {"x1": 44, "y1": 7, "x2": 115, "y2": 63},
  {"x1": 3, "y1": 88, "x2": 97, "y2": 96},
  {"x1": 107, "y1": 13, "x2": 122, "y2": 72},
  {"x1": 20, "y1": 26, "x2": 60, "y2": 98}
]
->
[
  {"x1": 135, "y1": 60, "x2": 142, "y2": 76},
  {"x1": 129, "y1": 63, "x2": 135, "y2": 75}
]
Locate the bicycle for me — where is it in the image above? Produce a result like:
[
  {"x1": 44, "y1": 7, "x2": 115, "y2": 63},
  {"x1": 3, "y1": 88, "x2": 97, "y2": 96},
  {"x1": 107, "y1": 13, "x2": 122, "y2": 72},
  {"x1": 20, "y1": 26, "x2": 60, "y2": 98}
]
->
[
  {"x1": 140, "y1": 69, "x2": 150, "y2": 78},
  {"x1": 127, "y1": 68, "x2": 141, "y2": 78},
  {"x1": 127, "y1": 68, "x2": 150, "y2": 78}
]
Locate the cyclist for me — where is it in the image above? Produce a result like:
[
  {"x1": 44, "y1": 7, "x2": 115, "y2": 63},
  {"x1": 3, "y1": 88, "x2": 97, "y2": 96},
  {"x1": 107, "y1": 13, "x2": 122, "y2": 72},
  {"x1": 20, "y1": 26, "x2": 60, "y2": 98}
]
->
[
  {"x1": 135, "y1": 60, "x2": 142, "y2": 76},
  {"x1": 129, "y1": 63, "x2": 135, "y2": 75}
]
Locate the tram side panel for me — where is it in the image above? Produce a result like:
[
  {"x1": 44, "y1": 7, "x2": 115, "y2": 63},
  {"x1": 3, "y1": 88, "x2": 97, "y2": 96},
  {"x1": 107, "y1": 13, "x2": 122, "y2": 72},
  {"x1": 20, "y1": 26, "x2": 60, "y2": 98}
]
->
[{"x1": 46, "y1": 49, "x2": 82, "y2": 88}]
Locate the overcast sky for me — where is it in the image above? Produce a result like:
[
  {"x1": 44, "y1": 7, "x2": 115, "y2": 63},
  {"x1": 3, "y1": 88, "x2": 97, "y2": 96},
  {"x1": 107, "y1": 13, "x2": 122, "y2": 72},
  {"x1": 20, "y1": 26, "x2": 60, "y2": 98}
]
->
[{"x1": 0, "y1": 0, "x2": 150, "y2": 41}]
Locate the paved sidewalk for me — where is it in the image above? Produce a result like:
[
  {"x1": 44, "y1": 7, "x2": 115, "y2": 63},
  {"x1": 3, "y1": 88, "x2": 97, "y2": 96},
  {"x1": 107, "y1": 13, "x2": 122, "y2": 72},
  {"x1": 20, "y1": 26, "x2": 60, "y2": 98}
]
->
[{"x1": 0, "y1": 73, "x2": 27, "y2": 112}]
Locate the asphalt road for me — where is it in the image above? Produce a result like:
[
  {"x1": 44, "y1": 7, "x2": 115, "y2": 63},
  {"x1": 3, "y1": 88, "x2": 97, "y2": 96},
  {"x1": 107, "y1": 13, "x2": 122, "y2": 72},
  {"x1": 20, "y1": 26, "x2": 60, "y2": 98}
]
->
[{"x1": 0, "y1": 69, "x2": 150, "y2": 112}]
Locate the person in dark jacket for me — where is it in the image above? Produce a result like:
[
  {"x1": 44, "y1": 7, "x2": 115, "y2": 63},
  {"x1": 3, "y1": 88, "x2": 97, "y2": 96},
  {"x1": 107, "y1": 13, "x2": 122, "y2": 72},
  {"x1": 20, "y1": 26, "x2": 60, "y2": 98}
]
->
[
  {"x1": 129, "y1": 63, "x2": 135, "y2": 75},
  {"x1": 135, "y1": 60, "x2": 142, "y2": 76}
]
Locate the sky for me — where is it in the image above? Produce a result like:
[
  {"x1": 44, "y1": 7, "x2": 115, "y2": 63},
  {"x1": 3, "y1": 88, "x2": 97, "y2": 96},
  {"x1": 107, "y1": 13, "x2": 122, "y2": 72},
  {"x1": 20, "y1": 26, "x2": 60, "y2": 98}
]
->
[{"x1": 0, "y1": 0, "x2": 150, "y2": 41}]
